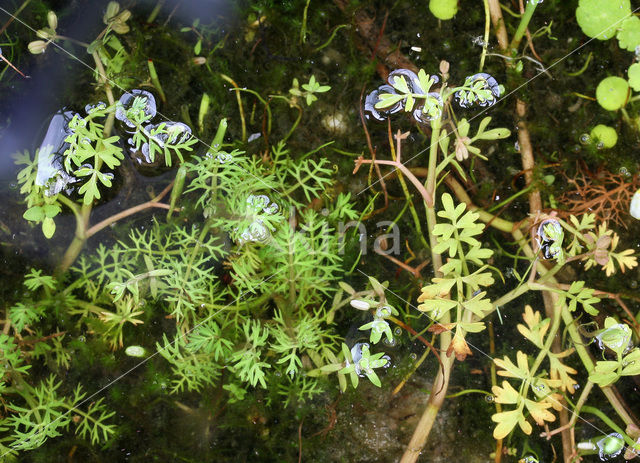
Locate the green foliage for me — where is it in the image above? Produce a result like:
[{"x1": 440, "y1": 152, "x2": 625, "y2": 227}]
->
[
  {"x1": 589, "y1": 317, "x2": 640, "y2": 386},
  {"x1": 127, "y1": 105, "x2": 198, "y2": 166},
  {"x1": 15, "y1": 99, "x2": 198, "y2": 238},
  {"x1": 596, "y1": 76, "x2": 629, "y2": 111},
  {"x1": 58, "y1": 139, "x2": 355, "y2": 400},
  {"x1": 491, "y1": 305, "x2": 575, "y2": 439},
  {"x1": 339, "y1": 342, "x2": 388, "y2": 388},
  {"x1": 417, "y1": 193, "x2": 494, "y2": 359},
  {"x1": 64, "y1": 110, "x2": 124, "y2": 205},
  {"x1": 0, "y1": 375, "x2": 115, "y2": 453},
  {"x1": 575, "y1": 0, "x2": 630, "y2": 40},
  {"x1": 307, "y1": 277, "x2": 395, "y2": 390},
  {"x1": 376, "y1": 69, "x2": 443, "y2": 118},
  {"x1": 289, "y1": 75, "x2": 331, "y2": 106},
  {"x1": 590, "y1": 124, "x2": 618, "y2": 148},
  {"x1": 617, "y1": 15, "x2": 640, "y2": 51},
  {"x1": 429, "y1": 0, "x2": 458, "y2": 20},
  {"x1": 14, "y1": 149, "x2": 63, "y2": 239},
  {"x1": 628, "y1": 63, "x2": 640, "y2": 91}
]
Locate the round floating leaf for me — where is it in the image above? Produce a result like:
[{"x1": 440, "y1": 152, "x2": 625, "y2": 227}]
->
[
  {"x1": 628, "y1": 63, "x2": 640, "y2": 91},
  {"x1": 596, "y1": 76, "x2": 629, "y2": 110},
  {"x1": 617, "y1": 15, "x2": 640, "y2": 51},
  {"x1": 429, "y1": 0, "x2": 458, "y2": 20},
  {"x1": 576, "y1": 0, "x2": 630, "y2": 40},
  {"x1": 590, "y1": 124, "x2": 618, "y2": 148}
]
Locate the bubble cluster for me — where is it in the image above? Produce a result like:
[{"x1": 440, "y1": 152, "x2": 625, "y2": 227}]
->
[
  {"x1": 596, "y1": 433, "x2": 625, "y2": 460},
  {"x1": 84, "y1": 101, "x2": 106, "y2": 114},
  {"x1": 455, "y1": 73, "x2": 502, "y2": 108},
  {"x1": 136, "y1": 122, "x2": 193, "y2": 165},
  {"x1": 238, "y1": 194, "x2": 279, "y2": 244},
  {"x1": 536, "y1": 219, "x2": 563, "y2": 260},
  {"x1": 364, "y1": 84, "x2": 404, "y2": 121},
  {"x1": 115, "y1": 89, "x2": 157, "y2": 128},
  {"x1": 364, "y1": 69, "x2": 442, "y2": 123},
  {"x1": 595, "y1": 323, "x2": 632, "y2": 353}
]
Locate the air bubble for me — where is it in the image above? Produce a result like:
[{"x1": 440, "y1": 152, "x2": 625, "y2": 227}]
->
[
  {"x1": 596, "y1": 433, "x2": 624, "y2": 460},
  {"x1": 383, "y1": 336, "x2": 397, "y2": 347},
  {"x1": 115, "y1": 89, "x2": 157, "y2": 128}
]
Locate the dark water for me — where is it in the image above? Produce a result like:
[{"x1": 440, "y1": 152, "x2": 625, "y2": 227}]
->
[{"x1": 0, "y1": 1, "x2": 639, "y2": 462}]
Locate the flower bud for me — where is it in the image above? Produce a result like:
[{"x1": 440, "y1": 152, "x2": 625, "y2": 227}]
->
[
  {"x1": 350, "y1": 299, "x2": 371, "y2": 311},
  {"x1": 28, "y1": 40, "x2": 48, "y2": 54},
  {"x1": 47, "y1": 11, "x2": 58, "y2": 30},
  {"x1": 111, "y1": 21, "x2": 130, "y2": 34},
  {"x1": 36, "y1": 29, "x2": 54, "y2": 40},
  {"x1": 104, "y1": 2, "x2": 120, "y2": 23}
]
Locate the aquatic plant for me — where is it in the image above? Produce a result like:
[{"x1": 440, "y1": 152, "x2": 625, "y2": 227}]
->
[
  {"x1": 575, "y1": 0, "x2": 630, "y2": 41},
  {"x1": 6, "y1": 1, "x2": 359, "y2": 456},
  {"x1": 596, "y1": 76, "x2": 629, "y2": 111},
  {"x1": 556, "y1": 166, "x2": 640, "y2": 228},
  {"x1": 428, "y1": 0, "x2": 458, "y2": 20},
  {"x1": 4, "y1": 0, "x2": 640, "y2": 460},
  {"x1": 575, "y1": 1, "x2": 640, "y2": 134},
  {"x1": 590, "y1": 124, "x2": 618, "y2": 148},
  {"x1": 356, "y1": 55, "x2": 639, "y2": 461}
]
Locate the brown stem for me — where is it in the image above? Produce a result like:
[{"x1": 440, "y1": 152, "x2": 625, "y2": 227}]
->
[
  {"x1": 487, "y1": 0, "x2": 508, "y2": 51},
  {"x1": 87, "y1": 202, "x2": 174, "y2": 238},
  {"x1": 400, "y1": 354, "x2": 455, "y2": 463},
  {"x1": 387, "y1": 316, "x2": 444, "y2": 378},
  {"x1": 516, "y1": 100, "x2": 542, "y2": 214},
  {"x1": 332, "y1": 0, "x2": 417, "y2": 74},
  {"x1": 374, "y1": 247, "x2": 428, "y2": 278},
  {"x1": 354, "y1": 157, "x2": 433, "y2": 206},
  {"x1": 19, "y1": 331, "x2": 66, "y2": 345}
]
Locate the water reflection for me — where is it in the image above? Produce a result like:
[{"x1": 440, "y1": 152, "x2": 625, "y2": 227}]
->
[{"x1": 34, "y1": 109, "x2": 79, "y2": 196}]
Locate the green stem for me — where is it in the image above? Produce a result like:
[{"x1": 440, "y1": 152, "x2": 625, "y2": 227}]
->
[
  {"x1": 238, "y1": 88, "x2": 272, "y2": 135},
  {"x1": 580, "y1": 406, "x2": 636, "y2": 447},
  {"x1": 480, "y1": 0, "x2": 490, "y2": 71},
  {"x1": 220, "y1": 74, "x2": 247, "y2": 143},
  {"x1": 508, "y1": 0, "x2": 538, "y2": 54},
  {"x1": 282, "y1": 106, "x2": 303, "y2": 143},
  {"x1": 401, "y1": 118, "x2": 451, "y2": 463},
  {"x1": 446, "y1": 177, "x2": 637, "y2": 427},
  {"x1": 300, "y1": 0, "x2": 311, "y2": 44},
  {"x1": 147, "y1": 0, "x2": 165, "y2": 23},
  {"x1": 147, "y1": 59, "x2": 167, "y2": 104}
]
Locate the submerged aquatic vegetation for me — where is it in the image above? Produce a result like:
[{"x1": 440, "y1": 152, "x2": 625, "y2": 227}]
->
[
  {"x1": 5, "y1": 1, "x2": 359, "y2": 457},
  {"x1": 3, "y1": 0, "x2": 640, "y2": 461}
]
